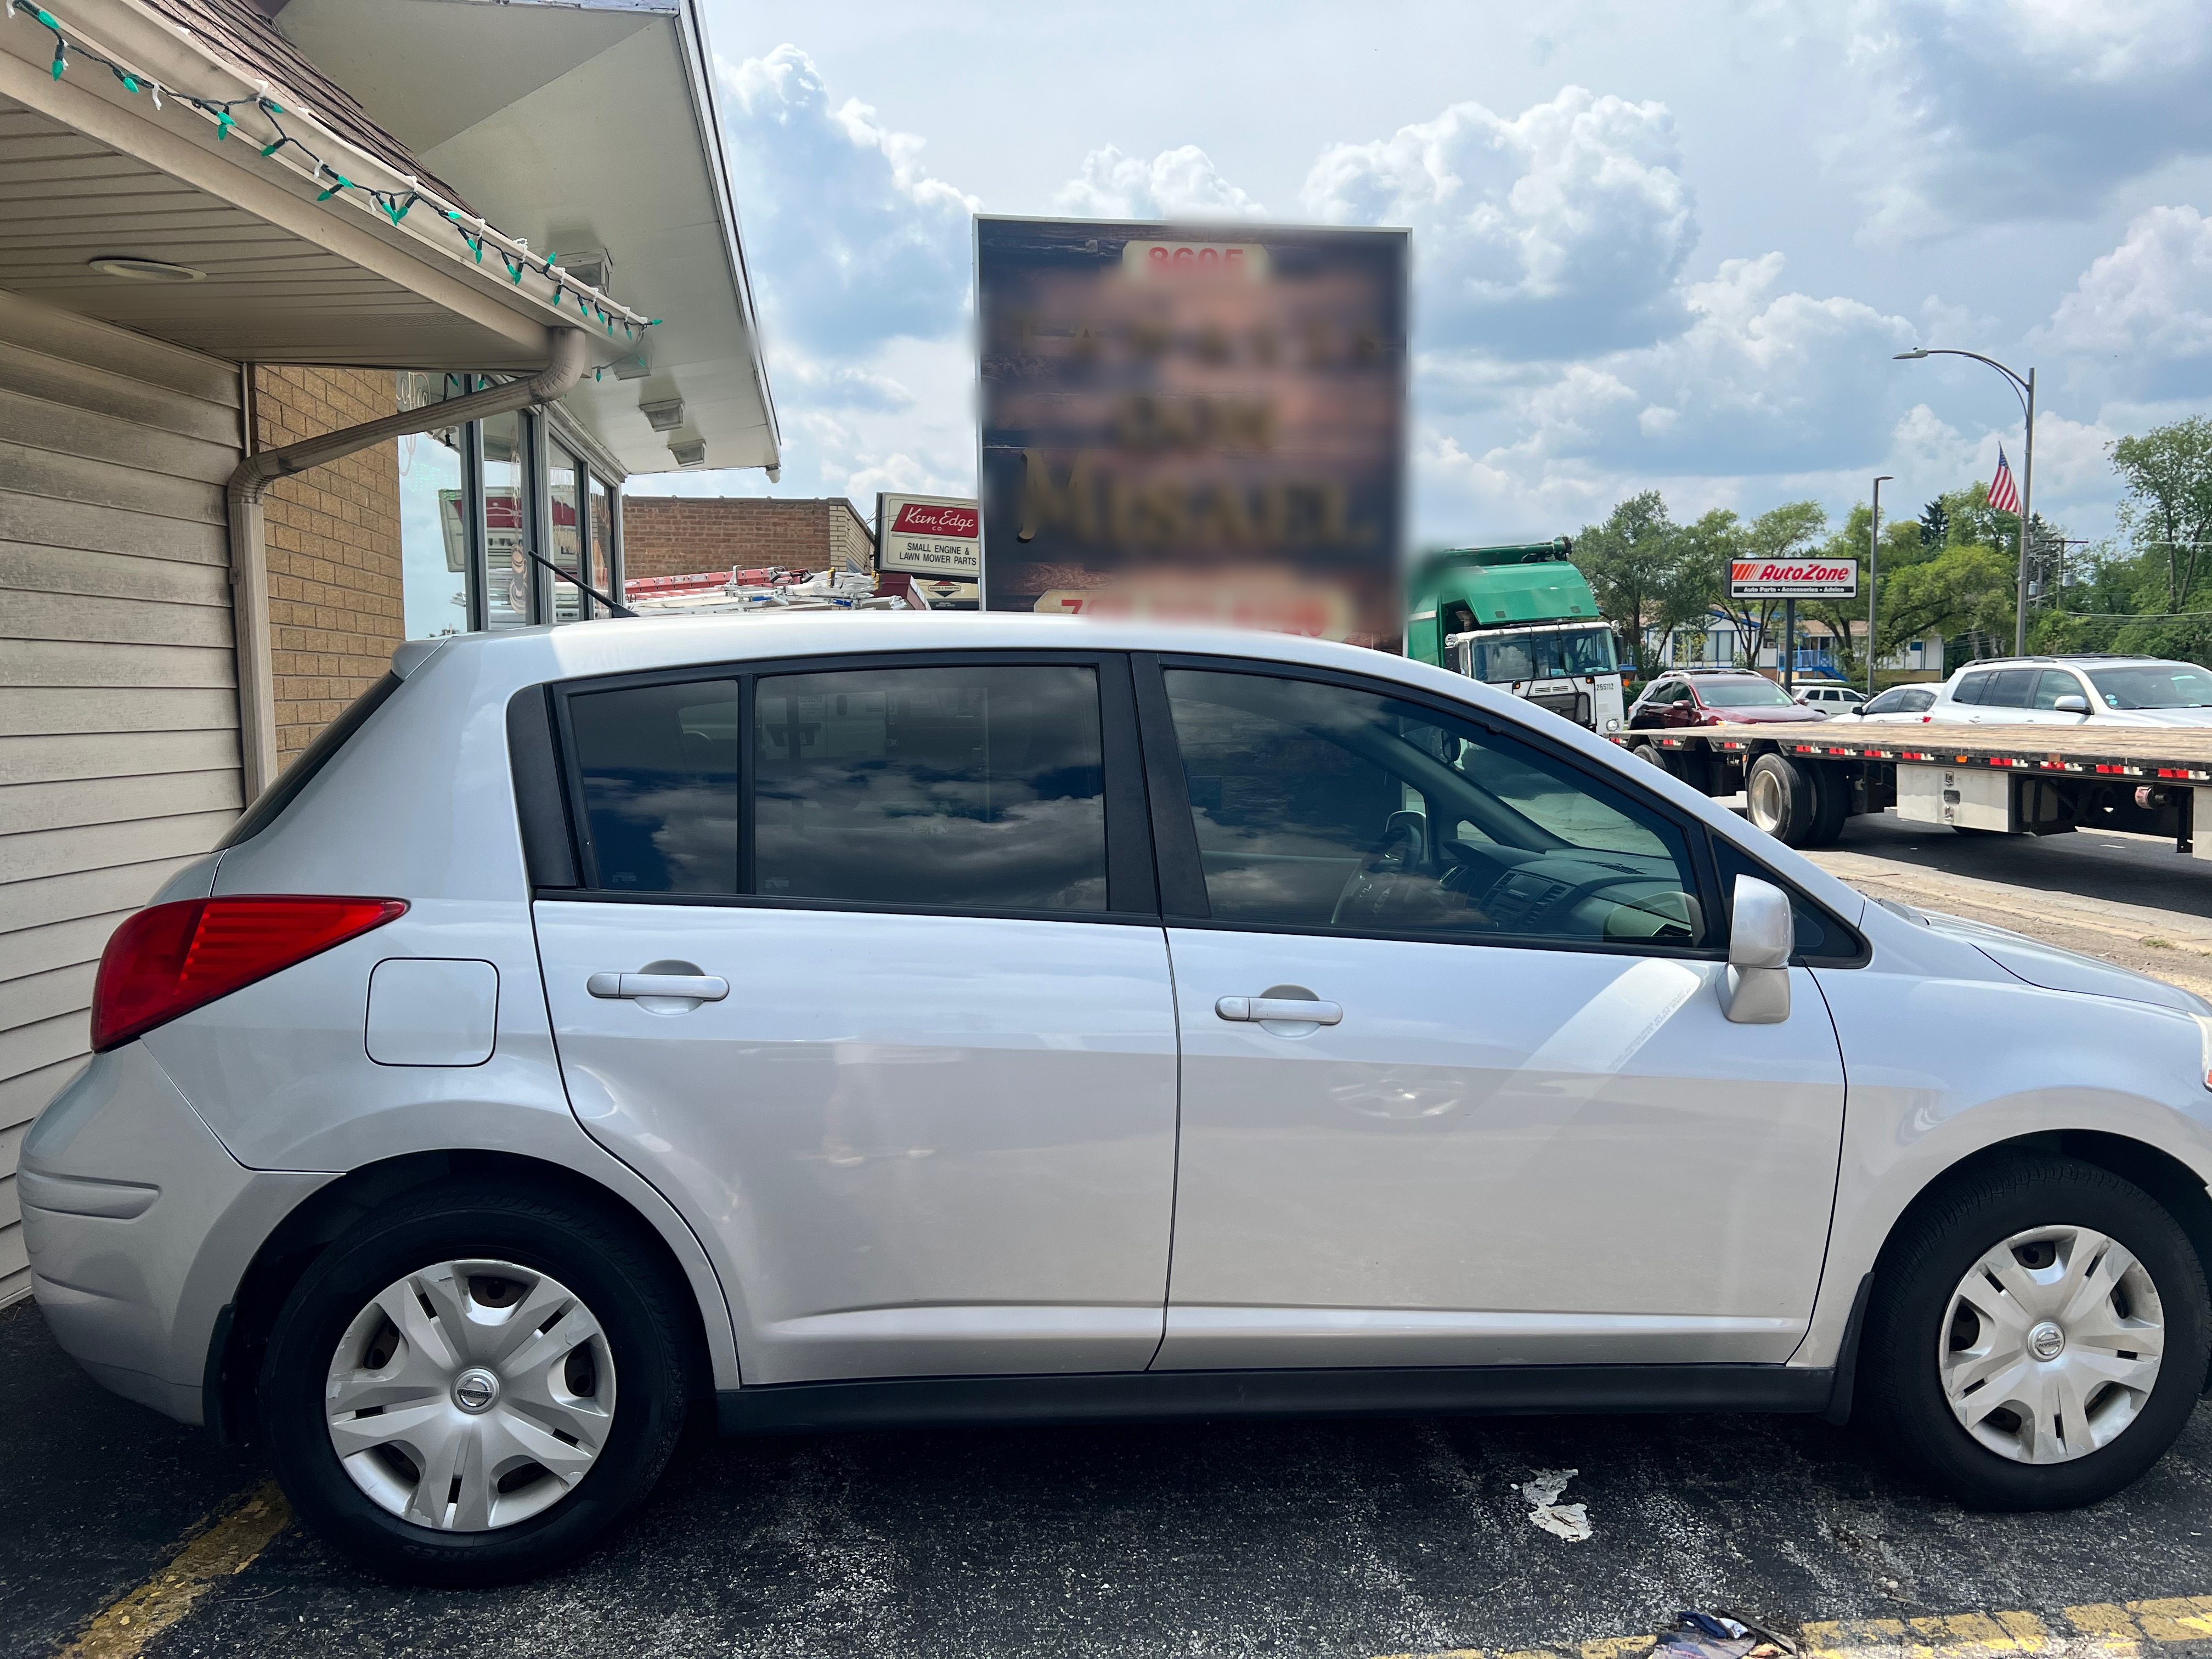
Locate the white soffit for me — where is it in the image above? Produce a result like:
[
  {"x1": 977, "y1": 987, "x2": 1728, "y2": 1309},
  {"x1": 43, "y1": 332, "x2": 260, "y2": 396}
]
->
[{"x1": 272, "y1": 0, "x2": 780, "y2": 477}]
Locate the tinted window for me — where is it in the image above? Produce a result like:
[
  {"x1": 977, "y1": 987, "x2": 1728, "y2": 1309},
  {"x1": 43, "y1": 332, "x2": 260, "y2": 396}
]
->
[
  {"x1": 569, "y1": 680, "x2": 740, "y2": 893},
  {"x1": 753, "y1": 664, "x2": 1107, "y2": 911},
  {"x1": 1951, "y1": 673, "x2": 1990, "y2": 706},
  {"x1": 1982, "y1": 668, "x2": 2038, "y2": 707},
  {"x1": 2034, "y1": 670, "x2": 2087, "y2": 710},
  {"x1": 1164, "y1": 668, "x2": 1705, "y2": 948},
  {"x1": 1901, "y1": 688, "x2": 1935, "y2": 712}
]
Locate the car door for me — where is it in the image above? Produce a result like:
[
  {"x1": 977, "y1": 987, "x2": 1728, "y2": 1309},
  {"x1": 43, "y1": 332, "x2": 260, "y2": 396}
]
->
[
  {"x1": 532, "y1": 651, "x2": 1179, "y2": 1385},
  {"x1": 2025, "y1": 669, "x2": 2092, "y2": 725},
  {"x1": 1139, "y1": 658, "x2": 1848, "y2": 1370},
  {"x1": 1955, "y1": 667, "x2": 2036, "y2": 724}
]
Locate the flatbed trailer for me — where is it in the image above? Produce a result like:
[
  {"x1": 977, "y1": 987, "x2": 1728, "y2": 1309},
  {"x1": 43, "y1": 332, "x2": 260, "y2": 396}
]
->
[{"x1": 1611, "y1": 721, "x2": 2212, "y2": 856}]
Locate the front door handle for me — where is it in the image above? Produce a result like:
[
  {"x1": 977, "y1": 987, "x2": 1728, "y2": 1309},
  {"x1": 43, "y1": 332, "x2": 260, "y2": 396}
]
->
[
  {"x1": 1216, "y1": 996, "x2": 1342, "y2": 1025},
  {"x1": 588, "y1": 972, "x2": 730, "y2": 1001}
]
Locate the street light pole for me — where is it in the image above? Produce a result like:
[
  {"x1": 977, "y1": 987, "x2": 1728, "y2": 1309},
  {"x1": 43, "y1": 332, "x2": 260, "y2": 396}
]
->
[
  {"x1": 1869, "y1": 475, "x2": 1893, "y2": 697},
  {"x1": 1893, "y1": 347, "x2": 2037, "y2": 654}
]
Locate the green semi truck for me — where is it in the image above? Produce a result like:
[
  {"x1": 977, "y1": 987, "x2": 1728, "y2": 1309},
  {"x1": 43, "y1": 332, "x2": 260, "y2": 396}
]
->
[{"x1": 1406, "y1": 539, "x2": 1627, "y2": 733}]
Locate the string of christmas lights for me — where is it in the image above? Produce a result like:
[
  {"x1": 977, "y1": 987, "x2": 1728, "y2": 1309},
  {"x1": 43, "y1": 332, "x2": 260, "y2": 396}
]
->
[{"x1": 4, "y1": 0, "x2": 663, "y2": 341}]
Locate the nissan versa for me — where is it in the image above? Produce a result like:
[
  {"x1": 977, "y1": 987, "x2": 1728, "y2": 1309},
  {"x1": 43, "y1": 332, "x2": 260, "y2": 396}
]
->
[{"x1": 24, "y1": 614, "x2": 2212, "y2": 1584}]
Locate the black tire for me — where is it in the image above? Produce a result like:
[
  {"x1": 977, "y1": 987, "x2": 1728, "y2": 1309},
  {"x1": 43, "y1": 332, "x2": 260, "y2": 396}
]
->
[
  {"x1": 1805, "y1": 764, "x2": 1853, "y2": 847},
  {"x1": 259, "y1": 1181, "x2": 691, "y2": 1585},
  {"x1": 1745, "y1": 753, "x2": 1816, "y2": 846},
  {"x1": 1630, "y1": 741, "x2": 1672, "y2": 773},
  {"x1": 1862, "y1": 1155, "x2": 2210, "y2": 1510}
]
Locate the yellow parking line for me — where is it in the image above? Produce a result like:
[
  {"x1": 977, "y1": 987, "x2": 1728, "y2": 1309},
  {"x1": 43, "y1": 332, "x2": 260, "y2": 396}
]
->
[
  {"x1": 1374, "y1": 1594, "x2": 2212, "y2": 1659},
  {"x1": 58, "y1": 1481, "x2": 290, "y2": 1658}
]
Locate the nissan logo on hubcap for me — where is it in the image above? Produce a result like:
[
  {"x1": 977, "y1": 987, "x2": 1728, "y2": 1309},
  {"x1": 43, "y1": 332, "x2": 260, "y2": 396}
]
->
[
  {"x1": 2028, "y1": 1321, "x2": 2066, "y2": 1362},
  {"x1": 453, "y1": 1368, "x2": 499, "y2": 1413}
]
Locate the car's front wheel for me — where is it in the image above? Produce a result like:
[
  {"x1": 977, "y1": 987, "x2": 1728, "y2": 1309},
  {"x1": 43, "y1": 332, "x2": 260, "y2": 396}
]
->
[
  {"x1": 259, "y1": 1181, "x2": 691, "y2": 1584},
  {"x1": 1863, "y1": 1156, "x2": 2209, "y2": 1509}
]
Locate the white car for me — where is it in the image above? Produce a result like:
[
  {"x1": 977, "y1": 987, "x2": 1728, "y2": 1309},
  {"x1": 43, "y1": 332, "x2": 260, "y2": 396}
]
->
[
  {"x1": 1848, "y1": 684, "x2": 1940, "y2": 724},
  {"x1": 1926, "y1": 656, "x2": 2212, "y2": 728},
  {"x1": 1795, "y1": 682, "x2": 1866, "y2": 710},
  {"x1": 24, "y1": 614, "x2": 2212, "y2": 1584}
]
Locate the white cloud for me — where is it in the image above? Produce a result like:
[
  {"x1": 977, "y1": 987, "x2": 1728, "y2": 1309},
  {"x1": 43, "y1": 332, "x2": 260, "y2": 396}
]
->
[
  {"x1": 1052, "y1": 145, "x2": 1266, "y2": 219},
  {"x1": 1837, "y1": 0, "x2": 2212, "y2": 238},
  {"x1": 719, "y1": 46, "x2": 979, "y2": 355},
  {"x1": 1301, "y1": 86, "x2": 1695, "y2": 356},
  {"x1": 2041, "y1": 206, "x2": 2212, "y2": 396}
]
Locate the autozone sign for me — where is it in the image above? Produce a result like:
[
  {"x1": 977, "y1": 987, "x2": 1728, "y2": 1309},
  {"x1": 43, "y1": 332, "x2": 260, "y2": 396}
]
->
[
  {"x1": 876, "y1": 493, "x2": 981, "y2": 578},
  {"x1": 1729, "y1": 559, "x2": 1857, "y2": 598}
]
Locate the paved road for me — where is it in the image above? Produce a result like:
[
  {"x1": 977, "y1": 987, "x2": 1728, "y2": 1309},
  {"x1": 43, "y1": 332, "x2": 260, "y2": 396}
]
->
[{"x1": 14, "y1": 820, "x2": 2212, "y2": 1658}]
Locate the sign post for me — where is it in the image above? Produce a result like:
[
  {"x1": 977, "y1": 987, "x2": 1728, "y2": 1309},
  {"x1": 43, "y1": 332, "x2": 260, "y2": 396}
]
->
[{"x1": 975, "y1": 216, "x2": 1407, "y2": 647}]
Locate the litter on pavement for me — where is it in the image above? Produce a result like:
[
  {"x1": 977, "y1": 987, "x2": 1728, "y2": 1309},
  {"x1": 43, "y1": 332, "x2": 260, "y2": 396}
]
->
[
  {"x1": 1654, "y1": 1610, "x2": 1800, "y2": 1659},
  {"x1": 1519, "y1": 1469, "x2": 1593, "y2": 1542}
]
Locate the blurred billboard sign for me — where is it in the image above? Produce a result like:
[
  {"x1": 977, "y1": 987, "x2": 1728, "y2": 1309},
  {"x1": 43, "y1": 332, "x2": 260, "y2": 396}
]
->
[
  {"x1": 876, "y1": 492, "x2": 981, "y2": 579},
  {"x1": 1729, "y1": 560, "x2": 1858, "y2": 598},
  {"x1": 977, "y1": 217, "x2": 1408, "y2": 647}
]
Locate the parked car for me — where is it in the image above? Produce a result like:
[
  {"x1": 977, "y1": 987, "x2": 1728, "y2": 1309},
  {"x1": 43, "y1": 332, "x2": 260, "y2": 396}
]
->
[
  {"x1": 1849, "y1": 684, "x2": 1940, "y2": 724},
  {"x1": 1795, "y1": 682, "x2": 1866, "y2": 710},
  {"x1": 1924, "y1": 656, "x2": 2212, "y2": 728},
  {"x1": 26, "y1": 615, "x2": 2212, "y2": 1583},
  {"x1": 1627, "y1": 669, "x2": 1830, "y2": 737}
]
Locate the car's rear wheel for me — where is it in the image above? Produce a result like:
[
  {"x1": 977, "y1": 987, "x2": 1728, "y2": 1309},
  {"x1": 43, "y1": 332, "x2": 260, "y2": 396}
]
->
[
  {"x1": 1862, "y1": 1156, "x2": 2209, "y2": 1509},
  {"x1": 259, "y1": 1182, "x2": 690, "y2": 1584}
]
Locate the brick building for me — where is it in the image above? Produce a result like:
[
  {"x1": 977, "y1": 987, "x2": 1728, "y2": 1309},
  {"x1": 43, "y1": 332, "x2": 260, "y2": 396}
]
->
[{"x1": 621, "y1": 496, "x2": 874, "y2": 583}]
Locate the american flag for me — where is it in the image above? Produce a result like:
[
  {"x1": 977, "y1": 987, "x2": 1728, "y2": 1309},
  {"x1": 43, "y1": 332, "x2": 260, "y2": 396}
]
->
[{"x1": 1987, "y1": 445, "x2": 2020, "y2": 515}]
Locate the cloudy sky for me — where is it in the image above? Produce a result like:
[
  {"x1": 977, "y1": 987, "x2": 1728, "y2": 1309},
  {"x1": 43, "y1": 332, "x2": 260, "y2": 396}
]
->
[{"x1": 632, "y1": 0, "x2": 2212, "y2": 550}]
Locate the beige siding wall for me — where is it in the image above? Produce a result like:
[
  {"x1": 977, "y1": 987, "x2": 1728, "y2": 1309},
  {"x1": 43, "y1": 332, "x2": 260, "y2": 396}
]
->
[
  {"x1": 0, "y1": 291, "x2": 245, "y2": 1306},
  {"x1": 251, "y1": 367, "x2": 403, "y2": 768}
]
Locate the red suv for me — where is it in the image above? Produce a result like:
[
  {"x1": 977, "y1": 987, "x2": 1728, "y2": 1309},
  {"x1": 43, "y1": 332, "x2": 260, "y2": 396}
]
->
[{"x1": 1628, "y1": 671, "x2": 1829, "y2": 731}]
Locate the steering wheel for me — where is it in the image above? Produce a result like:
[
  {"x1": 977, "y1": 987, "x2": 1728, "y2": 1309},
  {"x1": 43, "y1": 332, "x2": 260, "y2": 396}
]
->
[{"x1": 1330, "y1": 814, "x2": 1453, "y2": 928}]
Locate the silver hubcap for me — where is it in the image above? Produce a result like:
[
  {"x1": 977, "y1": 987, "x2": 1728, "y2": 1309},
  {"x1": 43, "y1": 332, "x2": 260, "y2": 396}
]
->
[
  {"x1": 1939, "y1": 1225, "x2": 2164, "y2": 1465},
  {"x1": 325, "y1": 1258, "x2": 616, "y2": 1532},
  {"x1": 1748, "y1": 766, "x2": 1784, "y2": 831}
]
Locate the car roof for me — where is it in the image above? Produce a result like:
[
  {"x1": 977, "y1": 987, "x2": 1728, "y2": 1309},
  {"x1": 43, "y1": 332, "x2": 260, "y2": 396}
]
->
[{"x1": 1950, "y1": 655, "x2": 2180, "y2": 670}]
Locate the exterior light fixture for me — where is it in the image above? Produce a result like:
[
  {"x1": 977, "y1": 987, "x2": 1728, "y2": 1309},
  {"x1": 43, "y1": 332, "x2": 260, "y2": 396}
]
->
[
  {"x1": 670, "y1": 439, "x2": 706, "y2": 467},
  {"x1": 640, "y1": 397, "x2": 685, "y2": 432},
  {"x1": 88, "y1": 256, "x2": 206, "y2": 283}
]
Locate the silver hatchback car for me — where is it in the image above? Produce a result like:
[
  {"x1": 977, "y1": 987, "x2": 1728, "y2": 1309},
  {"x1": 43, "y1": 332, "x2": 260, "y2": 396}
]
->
[{"x1": 25, "y1": 614, "x2": 2212, "y2": 1583}]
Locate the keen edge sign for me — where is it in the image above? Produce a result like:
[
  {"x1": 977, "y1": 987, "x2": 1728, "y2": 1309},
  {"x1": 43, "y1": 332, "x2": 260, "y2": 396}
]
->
[
  {"x1": 1729, "y1": 559, "x2": 1858, "y2": 599},
  {"x1": 876, "y1": 493, "x2": 981, "y2": 579}
]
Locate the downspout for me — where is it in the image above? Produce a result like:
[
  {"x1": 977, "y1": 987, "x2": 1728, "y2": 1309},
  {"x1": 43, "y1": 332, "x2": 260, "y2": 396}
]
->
[{"x1": 225, "y1": 329, "x2": 591, "y2": 798}]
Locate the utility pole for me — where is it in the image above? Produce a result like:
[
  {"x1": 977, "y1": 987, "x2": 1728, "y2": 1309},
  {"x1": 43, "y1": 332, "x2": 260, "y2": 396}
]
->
[{"x1": 1869, "y1": 475, "x2": 1892, "y2": 696}]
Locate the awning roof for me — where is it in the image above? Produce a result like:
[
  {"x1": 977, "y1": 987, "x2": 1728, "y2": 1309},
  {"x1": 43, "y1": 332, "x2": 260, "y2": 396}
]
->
[
  {"x1": 267, "y1": 0, "x2": 780, "y2": 477},
  {"x1": 0, "y1": 0, "x2": 778, "y2": 477}
]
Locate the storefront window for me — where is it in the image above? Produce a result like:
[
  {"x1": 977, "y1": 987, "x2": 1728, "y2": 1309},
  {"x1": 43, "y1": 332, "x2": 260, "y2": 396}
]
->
[
  {"x1": 550, "y1": 442, "x2": 584, "y2": 621},
  {"x1": 395, "y1": 374, "x2": 469, "y2": 640},
  {"x1": 588, "y1": 473, "x2": 614, "y2": 603},
  {"x1": 483, "y1": 409, "x2": 532, "y2": 629}
]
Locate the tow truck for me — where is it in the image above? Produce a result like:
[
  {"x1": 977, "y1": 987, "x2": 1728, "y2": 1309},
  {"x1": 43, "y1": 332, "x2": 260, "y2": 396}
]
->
[{"x1": 1408, "y1": 540, "x2": 1626, "y2": 733}]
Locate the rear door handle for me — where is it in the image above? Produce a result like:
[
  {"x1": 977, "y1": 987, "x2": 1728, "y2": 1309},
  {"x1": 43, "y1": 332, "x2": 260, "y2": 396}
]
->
[
  {"x1": 587, "y1": 972, "x2": 730, "y2": 1001},
  {"x1": 1216, "y1": 996, "x2": 1342, "y2": 1025}
]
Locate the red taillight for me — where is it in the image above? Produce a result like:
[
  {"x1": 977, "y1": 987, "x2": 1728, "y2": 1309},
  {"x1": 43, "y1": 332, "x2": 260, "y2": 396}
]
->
[{"x1": 92, "y1": 896, "x2": 407, "y2": 1051}]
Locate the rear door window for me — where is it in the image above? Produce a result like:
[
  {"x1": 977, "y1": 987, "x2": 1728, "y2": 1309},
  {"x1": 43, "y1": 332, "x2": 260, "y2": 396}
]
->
[
  {"x1": 752, "y1": 664, "x2": 1108, "y2": 911},
  {"x1": 567, "y1": 680, "x2": 742, "y2": 893},
  {"x1": 1982, "y1": 669, "x2": 2038, "y2": 707}
]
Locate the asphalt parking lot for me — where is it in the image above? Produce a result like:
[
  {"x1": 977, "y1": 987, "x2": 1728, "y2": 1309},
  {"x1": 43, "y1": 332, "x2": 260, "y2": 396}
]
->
[{"x1": 13, "y1": 820, "x2": 2212, "y2": 1659}]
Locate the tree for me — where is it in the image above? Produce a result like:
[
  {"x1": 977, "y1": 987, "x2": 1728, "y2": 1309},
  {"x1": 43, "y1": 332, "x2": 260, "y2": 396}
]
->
[
  {"x1": 1709, "y1": 500, "x2": 1827, "y2": 669},
  {"x1": 2111, "y1": 416, "x2": 2212, "y2": 611},
  {"x1": 1573, "y1": 491, "x2": 1684, "y2": 674},
  {"x1": 1919, "y1": 499, "x2": 1950, "y2": 549},
  {"x1": 1876, "y1": 542, "x2": 2015, "y2": 663},
  {"x1": 1803, "y1": 505, "x2": 1926, "y2": 681}
]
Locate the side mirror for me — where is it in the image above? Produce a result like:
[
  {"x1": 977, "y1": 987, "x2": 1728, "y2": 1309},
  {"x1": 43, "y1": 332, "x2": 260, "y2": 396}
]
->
[
  {"x1": 1847, "y1": 704, "x2": 1865, "y2": 716},
  {"x1": 1724, "y1": 875, "x2": 1793, "y2": 1024},
  {"x1": 2052, "y1": 694, "x2": 2089, "y2": 714}
]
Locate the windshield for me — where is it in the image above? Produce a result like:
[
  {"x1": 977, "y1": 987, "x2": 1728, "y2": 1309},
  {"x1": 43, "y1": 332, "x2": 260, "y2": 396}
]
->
[
  {"x1": 2089, "y1": 664, "x2": 2212, "y2": 709},
  {"x1": 1462, "y1": 626, "x2": 1618, "y2": 683},
  {"x1": 1696, "y1": 679, "x2": 1799, "y2": 708}
]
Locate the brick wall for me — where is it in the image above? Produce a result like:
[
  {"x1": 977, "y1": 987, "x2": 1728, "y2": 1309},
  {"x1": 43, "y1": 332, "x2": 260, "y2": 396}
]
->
[
  {"x1": 621, "y1": 496, "x2": 873, "y2": 583},
  {"x1": 251, "y1": 366, "x2": 403, "y2": 765}
]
